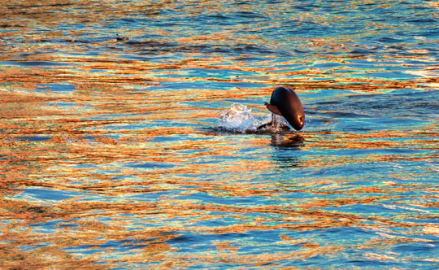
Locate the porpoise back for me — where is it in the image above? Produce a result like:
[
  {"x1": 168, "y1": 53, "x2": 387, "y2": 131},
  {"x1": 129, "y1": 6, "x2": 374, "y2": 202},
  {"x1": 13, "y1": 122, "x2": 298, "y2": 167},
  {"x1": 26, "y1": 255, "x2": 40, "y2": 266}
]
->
[{"x1": 265, "y1": 87, "x2": 305, "y2": 131}]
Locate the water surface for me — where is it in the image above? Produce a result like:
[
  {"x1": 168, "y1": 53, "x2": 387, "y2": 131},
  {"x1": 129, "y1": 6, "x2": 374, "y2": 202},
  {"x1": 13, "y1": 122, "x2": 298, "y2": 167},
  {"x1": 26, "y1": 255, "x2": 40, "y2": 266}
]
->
[{"x1": 1, "y1": 0, "x2": 438, "y2": 268}]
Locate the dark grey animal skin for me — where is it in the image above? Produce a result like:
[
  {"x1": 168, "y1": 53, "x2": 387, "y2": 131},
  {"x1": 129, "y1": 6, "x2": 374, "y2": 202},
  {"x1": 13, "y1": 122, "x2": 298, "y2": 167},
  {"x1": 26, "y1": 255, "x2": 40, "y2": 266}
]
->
[{"x1": 264, "y1": 87, "x2": 305, "y2": 131}]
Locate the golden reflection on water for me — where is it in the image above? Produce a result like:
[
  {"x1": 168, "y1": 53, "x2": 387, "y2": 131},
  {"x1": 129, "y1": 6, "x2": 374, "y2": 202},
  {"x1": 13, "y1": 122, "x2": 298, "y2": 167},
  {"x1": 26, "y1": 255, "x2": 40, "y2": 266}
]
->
[
  {"x1": 1, "y1": 0, "x2": 439, "y2": 268},
  {"x1": 1, "y1": 59, "x2": 438, "y2": 266}
]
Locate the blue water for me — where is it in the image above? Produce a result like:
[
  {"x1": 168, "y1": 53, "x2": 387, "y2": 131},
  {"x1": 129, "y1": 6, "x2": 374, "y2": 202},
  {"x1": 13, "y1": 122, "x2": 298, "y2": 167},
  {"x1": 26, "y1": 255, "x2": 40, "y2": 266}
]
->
[{"x1": 1, "y1": 0, "x2": 439, "y2": 269}]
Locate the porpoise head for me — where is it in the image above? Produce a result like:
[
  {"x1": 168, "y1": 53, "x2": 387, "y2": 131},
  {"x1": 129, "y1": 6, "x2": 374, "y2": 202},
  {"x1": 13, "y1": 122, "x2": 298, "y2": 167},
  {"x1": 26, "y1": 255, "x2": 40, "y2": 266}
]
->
[{"x1": 264, "y1": 87, "x2": 305, "y2": 131}]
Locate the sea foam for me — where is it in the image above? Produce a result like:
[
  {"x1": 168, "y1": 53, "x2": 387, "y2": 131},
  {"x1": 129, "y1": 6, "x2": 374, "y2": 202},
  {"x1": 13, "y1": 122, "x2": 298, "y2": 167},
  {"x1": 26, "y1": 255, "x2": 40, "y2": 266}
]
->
[{"x1": 218, "y1": 103, "x2": 288, "y2": 133}]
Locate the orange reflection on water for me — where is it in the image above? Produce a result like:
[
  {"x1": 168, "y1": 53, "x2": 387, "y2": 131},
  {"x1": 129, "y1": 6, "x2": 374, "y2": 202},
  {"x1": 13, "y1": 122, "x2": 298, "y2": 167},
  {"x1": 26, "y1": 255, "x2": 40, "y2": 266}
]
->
[{"x1": 1, "y1": 0, "x2": 439, "y2": 266}]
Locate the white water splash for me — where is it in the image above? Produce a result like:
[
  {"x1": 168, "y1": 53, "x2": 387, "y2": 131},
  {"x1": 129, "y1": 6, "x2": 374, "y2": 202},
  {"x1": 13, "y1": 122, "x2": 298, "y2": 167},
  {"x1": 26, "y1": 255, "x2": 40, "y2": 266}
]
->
[{"x1": 218, "y1": 103, "x2": 289, "y2": 133}]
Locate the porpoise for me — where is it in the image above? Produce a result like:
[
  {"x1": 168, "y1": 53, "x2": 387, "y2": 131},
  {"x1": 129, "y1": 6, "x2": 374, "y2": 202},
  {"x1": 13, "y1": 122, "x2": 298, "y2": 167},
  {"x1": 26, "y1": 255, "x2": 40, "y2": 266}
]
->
[{"x1": 259, "y1": 87, "x2": 305, "y2": 131}]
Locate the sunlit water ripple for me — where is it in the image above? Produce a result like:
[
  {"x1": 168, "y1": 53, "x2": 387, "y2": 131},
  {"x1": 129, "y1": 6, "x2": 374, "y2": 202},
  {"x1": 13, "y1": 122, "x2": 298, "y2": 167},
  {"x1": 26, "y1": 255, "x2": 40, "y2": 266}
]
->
[{"x1": 0, "y1": 0, "x2": 438, "y2": 269}]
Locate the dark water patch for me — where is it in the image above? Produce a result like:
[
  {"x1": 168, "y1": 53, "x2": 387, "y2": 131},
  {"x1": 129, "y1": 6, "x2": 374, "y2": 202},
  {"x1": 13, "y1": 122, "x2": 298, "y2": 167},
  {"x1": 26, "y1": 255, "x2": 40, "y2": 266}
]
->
[
  {"x1": 120, "y1": 18, "x2": 136, "y2": 23},
  {"x1": 292, "y1": 3, "x2": 317, "y2": 12},
  {"x1": 233, "y1": 11, "x2": 266, "y2": 19},
  {"x1": 126, "y1": 39, "x2": 176, "y2": 47},
  {"x1": 272, "y1": 156, "x2": 301, "y2": 168},
  {"x1": 0, "y1": 61, "x2": 69, "y2": 67},
  {"x1": 209, "y1": 126, "x2": 294, "y2": 136},
  {"x1": 406, "y1": 18, "x2": 437, "y2": 23},
  {"x1": 349, "y1": 48, "x2": 376, "y2": 55},
  {"x1": 292, "y1": 48, "x2": 310, "y2": 54},
  {"x1": 313, "y1": 100, "x2": 343, "y2": 105},
  {"x1": 0, "y1": 24, "x2": 23, "y2": 28},
  {"x1": 420, "y1": 29, "x2": 439, "y2": 38},
  {"x1": 378, "y1": 37, "x2": 405, "y2": 44},
  {"x1": 127, "y1": 162, "x2": 175, "y2": 170},
  {"x1": 271, "y1": 134, "x2": 305, "y2": 150},
  {"x1": 16, "y1": 135, "x2": 51, "y2": 142},
  {"x1": 126, "y1": 38, "x2": 273, "y2": 55},
  {"x1": 6, "y1": 3, "x2": 73, "y2": 9},
  {"x1": 205, "y1": 14, "x2": 230, "y2": 20},
  {"x1": 392, "y1": 242, "x2": 439, "y2": 256}
]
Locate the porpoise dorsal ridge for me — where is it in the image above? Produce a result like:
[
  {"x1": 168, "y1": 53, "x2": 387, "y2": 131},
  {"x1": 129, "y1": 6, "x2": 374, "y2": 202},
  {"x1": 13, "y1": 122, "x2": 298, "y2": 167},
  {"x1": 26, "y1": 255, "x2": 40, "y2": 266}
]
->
[{"x1": 267, "y1": 87, "x2": 305, "y2": 131}]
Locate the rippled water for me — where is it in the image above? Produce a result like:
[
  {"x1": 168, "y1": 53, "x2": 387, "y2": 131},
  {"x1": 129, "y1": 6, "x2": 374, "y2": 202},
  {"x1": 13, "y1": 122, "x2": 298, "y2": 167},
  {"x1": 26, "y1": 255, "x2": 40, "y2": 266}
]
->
[{"x1": 1, "y1": 0, "x2": 439, "y2": 268}]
